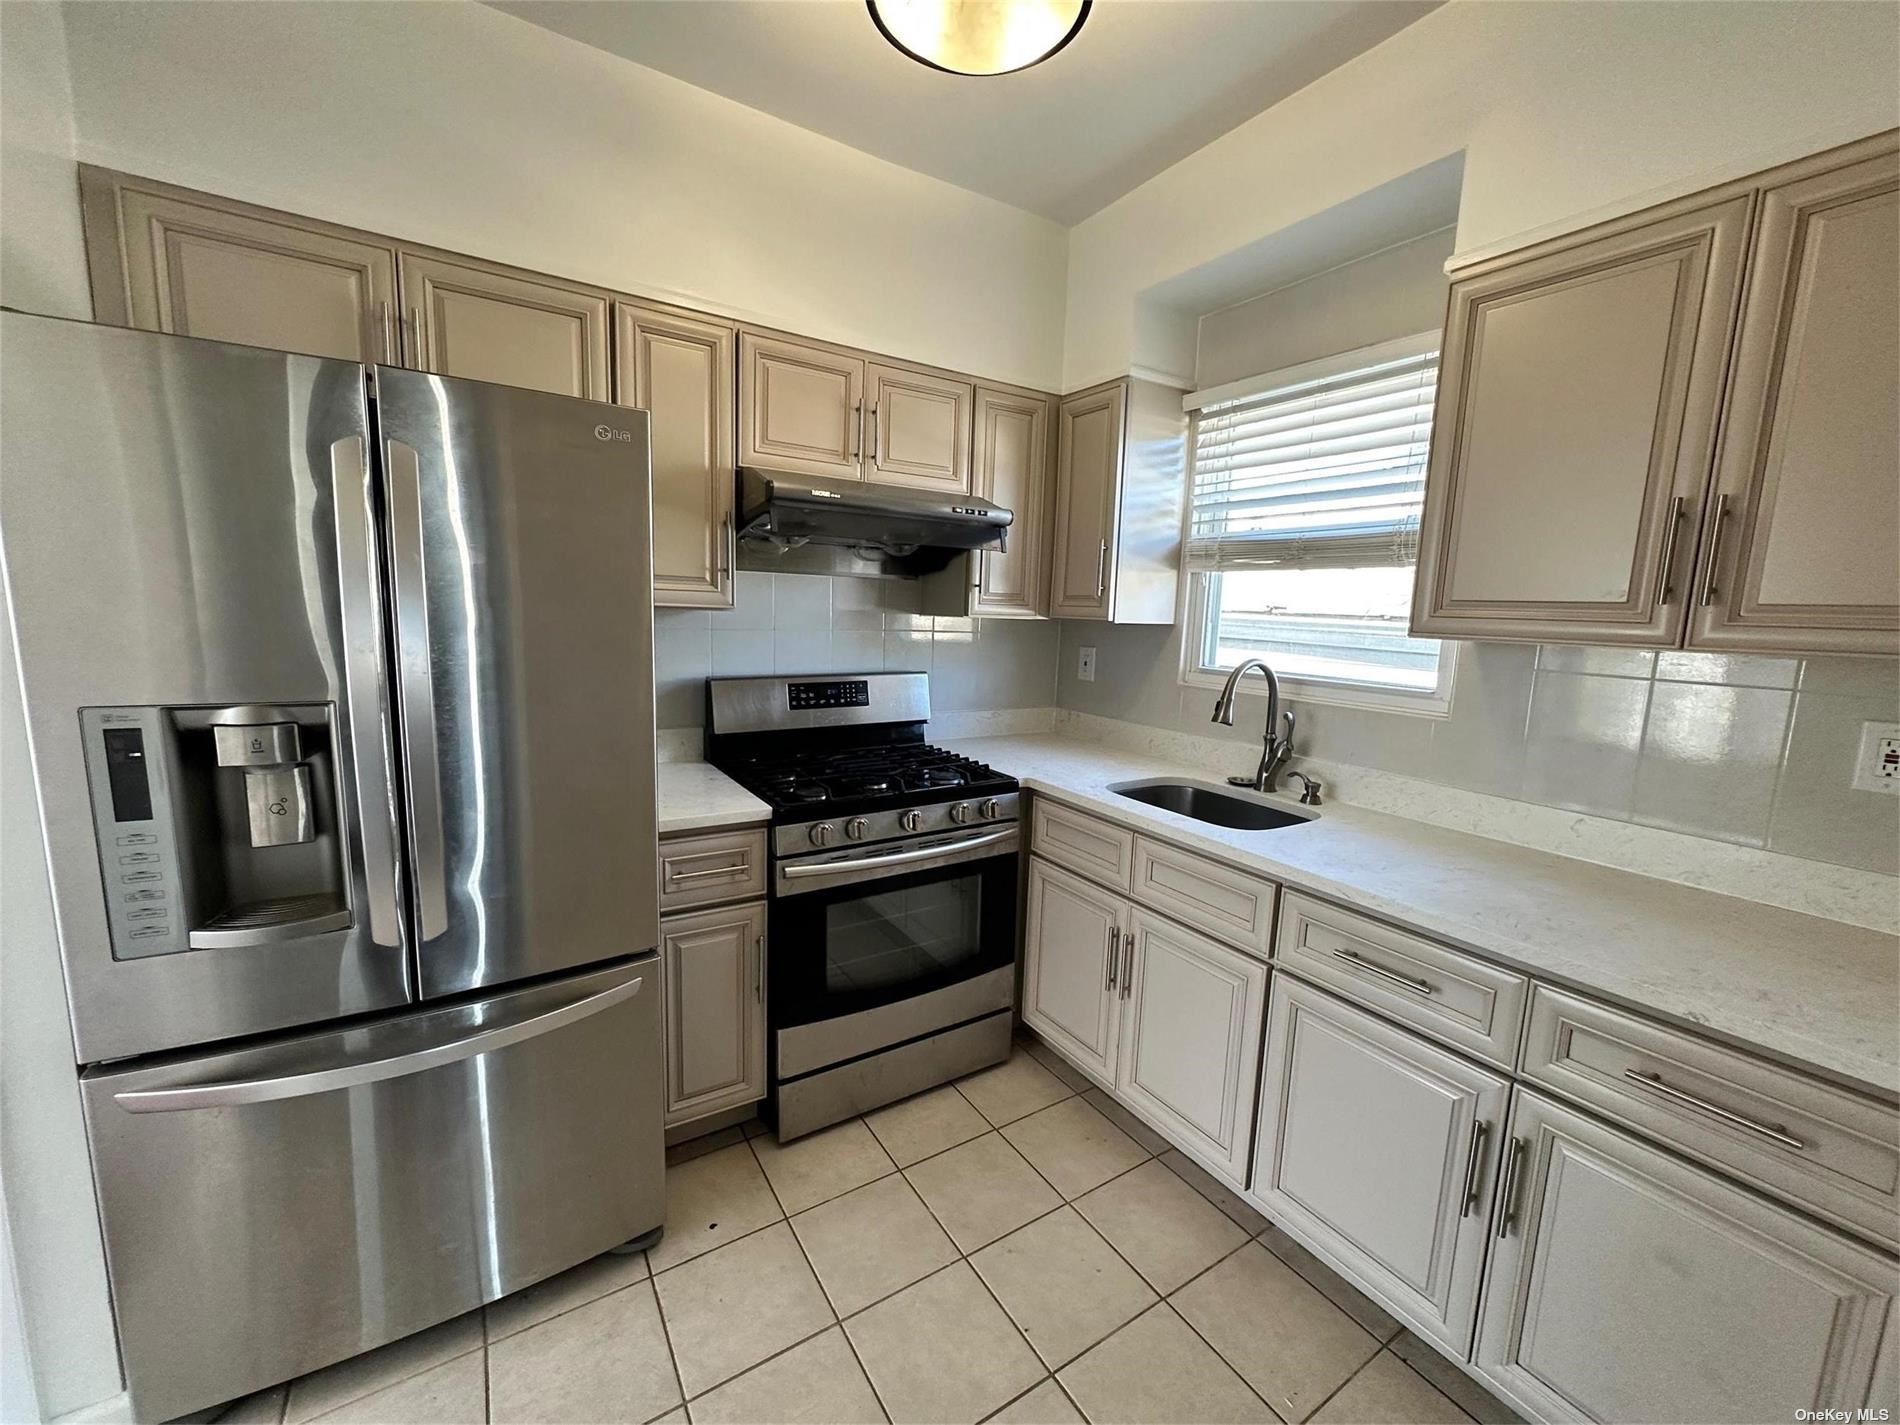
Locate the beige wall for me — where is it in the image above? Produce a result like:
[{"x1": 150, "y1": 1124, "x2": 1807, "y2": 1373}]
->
[
  {"x1": 0, "y1": 1, "x2": 88, "y2": 318},
  {"x1": 1065, "y1": 0, "x2": 1900, "y2": 388},
  {"x1": 50, "y1": 0, "x2": 1069, "y2": 391}
]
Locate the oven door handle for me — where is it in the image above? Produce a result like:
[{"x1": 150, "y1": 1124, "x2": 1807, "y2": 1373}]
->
[{"x1": 779, "y1": 828, "x2": 1016, "y2": 879}]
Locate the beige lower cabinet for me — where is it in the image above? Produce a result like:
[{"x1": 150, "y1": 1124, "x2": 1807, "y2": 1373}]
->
[
  {"x1": 399, "y1": 252, "x2": 610, "y2": 399},
  {"x1": 1474, "y1": 1088, "x2": 1896, "y2": 1424},
  {"x1": 659, "y1": 899, "x2": 767, "y2": 1128},
  {"x1": 616, "y1": 300, "x2": 736, "y2": 608},
  {"x1": 1252, "y1": 976, "x2": 1508, "y2": 1354},
  {"x1": 1022, "y1": 856, "x2": 1127, "y2": 1086}
]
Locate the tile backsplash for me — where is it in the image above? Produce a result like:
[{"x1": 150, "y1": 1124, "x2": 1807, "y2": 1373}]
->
[
  {"x1": 1056, "y1": 624, "x2": 1900, "y2": 877},
  {"x1": 655, "y1": 572, "x2": 1060, "y2": 729}
]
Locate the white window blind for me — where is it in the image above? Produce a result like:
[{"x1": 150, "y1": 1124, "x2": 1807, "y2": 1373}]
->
[{"x1": 1185, "y1": 335, "x2": 1438, "y2": 574}]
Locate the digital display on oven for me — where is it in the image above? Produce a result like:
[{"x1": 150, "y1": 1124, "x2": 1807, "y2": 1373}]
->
[{"x1": 788, "y1": 680, "x2": 870, "y2": 711}]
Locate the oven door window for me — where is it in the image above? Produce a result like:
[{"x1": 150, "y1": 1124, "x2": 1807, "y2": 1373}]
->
[{"x1": 772, "y1": 856, "x2": 1015, "y2": 1027}]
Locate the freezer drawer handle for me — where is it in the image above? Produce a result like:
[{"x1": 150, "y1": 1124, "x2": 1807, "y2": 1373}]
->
[{"x1": 112, "y1": 973, "x2": 644, "y2": 1114}]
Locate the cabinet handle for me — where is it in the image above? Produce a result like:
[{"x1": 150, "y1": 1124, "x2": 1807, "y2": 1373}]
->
[
  {"x1": 1105, "y1": 926, "x2": 1119, "y2": 991},
  {"x1": 1330, "y1": 948, "x2": 1433, "y2": 996},
  {"x1": 1120, "y1": 926, "x2": 1134, "y2": 1000},
  {"x1": 850, "y1": 401, "x2": 862, "y2": 461},
  {"x1": 378, "y1": 300, "x2": 396, "y2": 365},
  {"x1": 1656, "y1": 495, "x2": 1686, "y2": 603},
  {"x1": 1095, "y1": 540, "x2": 1108, "y2": 599},
  {"x1": 405, "y1": 307, "x2": 424, "y2": 369},
  {"x1": 869, "y1": 403, "x2": 879, "y2": 464},
  {"x1": 668, "y1": 861, "x2": 749, "y2": 883},
  {"x1": 1622, "y1": 1069, "x2": 1805, "y2": 1151},
  {"x1": 754, "y1": 935, "x2": 764, "y2": 1004},
  {"x1": 717, "y1": 510, "x2": 733, "y2": 586},
  {"x1": 1460, "y1": 1118, "x2": 1490, "y2": 1217},
  {"x1": 1699, "y1": 494, "x2": 1730, "y2": 606},
  {"x1": 1495, "y1": 1136, "x2": 1527, "y2": 1238}
]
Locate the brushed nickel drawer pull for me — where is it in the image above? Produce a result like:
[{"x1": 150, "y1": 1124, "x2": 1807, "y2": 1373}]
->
[
  {"x1": 1496, "y1": 1136, "x2": 1527, "y2": 1238},
  {"x1": 1105, "y1": 926, "x2": 1119, "y2": 991},
  {"x1": 668, "y1": 861, "x2": 749, "y2": 882},
  {"x1": 1622, "y1": 1069, "x2": 1805, "y2": 1151},
  {"x1": 1330, "y1": 948, "x2": 1434, "y2": 996},
  {"x1": 1460, "y1": 1118, "x2": 1490, "y2": 1217}
]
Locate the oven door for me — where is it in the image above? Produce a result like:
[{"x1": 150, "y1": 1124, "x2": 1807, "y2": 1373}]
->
[{"x1": 770, "y1": 826, "x2": 1018, "y2": 1070}]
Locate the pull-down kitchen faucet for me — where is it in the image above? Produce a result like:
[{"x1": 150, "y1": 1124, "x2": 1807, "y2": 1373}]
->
[{"x1": 1211, "y1": 658, "x2": 1297, "y2": 794}]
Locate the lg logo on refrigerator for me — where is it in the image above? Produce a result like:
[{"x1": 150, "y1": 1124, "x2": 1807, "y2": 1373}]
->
[{"x1": 594, "y1": 424, "x2": 633, "y2": 442}]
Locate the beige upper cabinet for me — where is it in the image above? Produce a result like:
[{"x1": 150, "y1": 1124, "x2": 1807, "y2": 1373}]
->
[
  {"x1": 970, "y1": 386, "x2": 1053, "y2": 617},
  {"x1": 865, "y1": 362, "x2": 972, "y2": 492},
  {"x1": 1689, "y1": 137, "x2": 1900, "y2": 656},
  {"x1": 616, "y1": 300, "x2": 736, "y2": 609},
  {"x1": 399, "y1": 252, "x2": 610, "y2": 399},
  {"x1": 1049, "y1": 377, "x2": 1184, "y2": 623},
  {"x1": 738, "y1": 331, "x2": 865, "y2": 481},
  {"x1": 1412, "y1": 194, "x2": 1751, "y2": 646},
  {"x1": 79, "y1": 166, "x2": 399, "y2": 363}
]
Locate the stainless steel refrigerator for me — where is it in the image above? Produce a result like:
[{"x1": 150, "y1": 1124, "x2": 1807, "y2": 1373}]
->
[{"x1": 0, "y1": 310, "x2": 664, "y2": 1420}]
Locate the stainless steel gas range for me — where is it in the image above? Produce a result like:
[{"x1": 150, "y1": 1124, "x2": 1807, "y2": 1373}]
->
[{"x1": 705, "y1": 673, "x2": 1018, "y2": 1139}]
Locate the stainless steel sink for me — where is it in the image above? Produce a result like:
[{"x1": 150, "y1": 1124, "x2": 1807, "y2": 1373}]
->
[{"x1": 1108, "y1": 779, "x2": 1315, "y2": 831}]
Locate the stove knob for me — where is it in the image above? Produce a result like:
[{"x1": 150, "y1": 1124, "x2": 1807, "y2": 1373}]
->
[
  {"x1": 979, "y1": 798, "x2": 1001, "y2": 820},
  {"x1": 809, "y1": 822, "x2": 835, "y2": 848},
  {"x1": 900, "y1": 809, "x2": 923, "y2": 833},
  {"x1": 844, "y1": 817, "x2": 869, "y2": 841},
  {"x1": 949, "y1": 802, "x2": 973, "y2": 825}
]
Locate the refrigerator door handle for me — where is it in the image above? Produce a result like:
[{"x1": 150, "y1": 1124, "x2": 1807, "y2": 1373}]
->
[
  {"x1": 385, "y1": 438, "x2": 449, "y2": 943},
  {"x1": 330, "y1": 435, "x2": 402, "y2": 949},
  {"x1": 111, "y1": 969, "x2": 645, "y2": 1113}
]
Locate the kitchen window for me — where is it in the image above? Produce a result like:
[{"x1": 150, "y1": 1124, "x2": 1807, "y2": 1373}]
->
[{"x1": 1181, "y1": 332, "x2": 1454, "y2": 715}]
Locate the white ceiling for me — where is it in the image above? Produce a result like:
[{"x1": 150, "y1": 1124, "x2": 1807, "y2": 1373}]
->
[{"x1": 489, "y1": 0, "x2": 1442, "y2": 224}]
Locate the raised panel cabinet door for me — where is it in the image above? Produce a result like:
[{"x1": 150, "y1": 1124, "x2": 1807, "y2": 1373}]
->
[
  {"x1": 616, "y1": 301, "x2": 737, "y2": 609},
  {"x1": 1474, "y1": 1089, "x2": 1896, "y2": 1425},
  {"x1": 1252, "y1": 977, "x2": 1508, "y2": 1354},
  {"x1": 660, "y1": 901, "x2": 767, "y2": 1126},
  {"x1": 866, "y1": 362, "x2": 973, "y2": 492},
  {"x1": 970, "y1": 387, "x2": 1053, "y2": 617},
  {"x1": 738, "y1": 332, "x2": 865, "y2": 481},
  {"x1": 398, "y1": 252, "x2": 610, "y2": 398},
  {"x1": 1691, "y1": 138, "x2": 1900, "y2": 655},
  {"x1": 1411, "y1": 195, "x2": 1752, "y2": 645},
  {"x1": 1022, "y1": 856, "x2": 1125, "y2": 1087},
  {"x1": 1115, "y1": 910, "x2": 1268, "y2": 1186},
  {"x1": 82, "y1": 168, "x2": 398, "y2": 363},
  {"x1": 1048, "y1": 382, "x2": 1128, "y2": 619}
]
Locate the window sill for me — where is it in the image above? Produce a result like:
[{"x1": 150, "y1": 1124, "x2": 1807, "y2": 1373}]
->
[{"x1": 1180, "y1": 662, "x2": 1456, "y2": 718}]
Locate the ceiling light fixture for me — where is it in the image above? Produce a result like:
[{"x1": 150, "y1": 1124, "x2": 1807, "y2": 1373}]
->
[{"x1": 867, "y1": 0, "x2": 1091, "y2": 77}]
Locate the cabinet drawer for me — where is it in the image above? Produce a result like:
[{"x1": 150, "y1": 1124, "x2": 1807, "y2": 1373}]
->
[
  {"x1": 1523, "y1": 985, "x2": 1900, "y2": 1249},
  {"x1": 658, "y1": 827, "x2": 767, "y2": 912},
  {"x1": 1274, "y1": 893, "x2": 1528, "y2": 1069},
  {"x1": 1132, "y1": 836, "x2": 1275, "y2": 958},
  {"x1": 1031, "y1": 798, "x2": 1134, "y2": 890}
]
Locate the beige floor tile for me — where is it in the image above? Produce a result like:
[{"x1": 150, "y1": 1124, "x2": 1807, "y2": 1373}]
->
[
  {"x1": 1074, "y1": 1158, "x2": 1249, "y2": 1294},
  {"x1": 1171, "y1": 1243, "x2": 1380, "y2": 1422},
  {"x1": 845, "y1": 1263, "x2": 1043, "y2": 1425},
  {"x1": 865, "y1": 1084, "x2": 992, "y2": 1167},
  {"x1": 1257, "y1": 1227, "x2": 1401, "y2": 1343},
  {"x1": 1021, "y1": 1037, "x2": 1097, "y2": 1094},
  {"x1": 750, "y1": 1118, "x2": 897, "y2": 1214},
  {"x1": 1388, "y1": 1332, "x2": 1520, "y2": 1424},
  {"x1": 285, "y1": 1313, "x2": 482, "y2": 1422},
  {"x1": 985, "y1": 1379, "x2": 1084, "y2": 1424},
  {"x1": 488, "y1": 1282, "x2": 681, "y2": 1424},
  {"x1": 904, "y1": 1132, "x2": 1061, "y2": 1252},
  {"x1": 646, "y1": 1141, "x2": 783, "y2": 1273},
  {"x1": 1080, "y1": 1089, "x2": 1170, "y2": 1156},
  {"x1": 687, "y1": 1326, "x2": 883, "y2": 1425},
  {"x1": 485, "y1": 1248, "x2": 651, "y2": 1342},
  {"x1": 653, "y1": 1411, "x2": 688, "y2": 1424},
  {"x1": 1057, "y1": 1304, "x2": 1274, "y2": 1424},
  {"x1": 958, "y1": 1051, "x2": 1073, "y2": 1127},
  {"x1": 652, "y1": 1222, "x2": 834, "y2": 1397},
  {"x1": 1309, "y1": 1351, "x2": 1473, "y2": 1425},
  {"x1": 1158, "y1": 1149, "x2": 1268, "y2": 1233},
  {"x1": 667, "y1": 1125, "x2": 746, "y2": 1166},
  {"x1": 970, "y1": 1207, "x2": 1156, "y2": 1369},
  {"x1": 310, "y1": 1353, "x2": 484, "y2": 1425},
  {"x1": 791, "y1": 1172, "x2": 959, "y2": 1316},
  {"x1": 1001, "y1": 1098, "x2": 1148, "y2": 1199}
]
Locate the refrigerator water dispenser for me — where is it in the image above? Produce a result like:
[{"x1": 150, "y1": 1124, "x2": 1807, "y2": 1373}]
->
[{"x1": 81, "y1": 704, "x2": 353, "y2": 958}]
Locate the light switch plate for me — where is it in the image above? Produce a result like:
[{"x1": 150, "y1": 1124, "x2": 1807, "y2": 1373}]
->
[
  {"x1": 1852, "y1": 721, "x2": 1900, "y2": 794},
  {"x1": 1077, "y1": 646, "x2": 1096, "y2": 682}
]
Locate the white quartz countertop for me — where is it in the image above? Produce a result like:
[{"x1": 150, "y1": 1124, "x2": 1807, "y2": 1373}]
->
[
  {"x1": 656, "y1": 762, "x2": 770, "y2": 836},
  {"x1": 942, "y1": 734, "x2": 1900, "y2": 1100}
]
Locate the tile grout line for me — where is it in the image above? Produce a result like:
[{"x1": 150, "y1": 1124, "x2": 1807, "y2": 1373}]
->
[{"x1": 643, "y1": 1265, "x2": 693, "y2": 1419}]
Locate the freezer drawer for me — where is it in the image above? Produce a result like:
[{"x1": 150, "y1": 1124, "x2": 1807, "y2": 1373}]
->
[{"x1": 82, "y1": 959, "x2": 663, "y2": 1421}]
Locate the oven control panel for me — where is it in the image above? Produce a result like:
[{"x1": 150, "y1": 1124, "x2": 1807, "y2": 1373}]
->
[
  {"x1": 774, "y1": 791, "x2": 1019, "y2": 858},
  {"x1": 788, "y1": 680, "x2": 870, "y2": 711}
]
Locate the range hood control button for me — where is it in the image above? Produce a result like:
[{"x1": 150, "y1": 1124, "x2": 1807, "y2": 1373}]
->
[{"x1": 845, "y1": 817, "x2": 868, "y2": 841}]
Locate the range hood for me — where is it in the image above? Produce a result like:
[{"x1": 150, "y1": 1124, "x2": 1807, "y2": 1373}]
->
[{"x1": 736, "y1": 467, "x2": 1011, "y2": 574}]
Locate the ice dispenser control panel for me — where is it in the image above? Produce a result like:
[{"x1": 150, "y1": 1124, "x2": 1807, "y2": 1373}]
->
[{"x1": 81, "y1": 707, "x2": 189, "y2": 959}]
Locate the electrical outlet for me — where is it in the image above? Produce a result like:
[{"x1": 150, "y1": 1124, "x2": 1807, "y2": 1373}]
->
[
  {"x1": 1077, "y1": 646, "x2": 1097, "y2": 683},
  {"x1": 1852, "y1": 721, "x2": 1900, "y2": 794}
]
